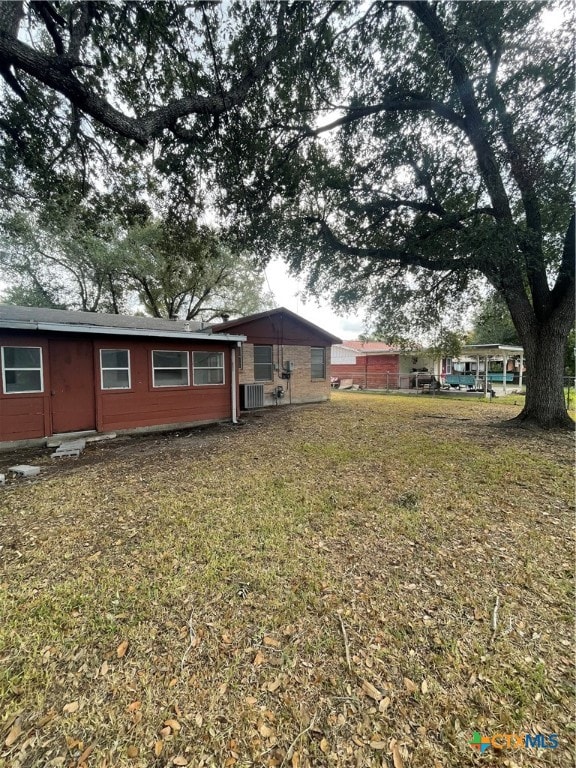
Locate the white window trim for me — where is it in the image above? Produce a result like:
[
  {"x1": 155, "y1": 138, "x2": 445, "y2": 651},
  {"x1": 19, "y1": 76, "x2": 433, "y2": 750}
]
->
[
  {"x1": 152, "y1": 349, "x2": 190, "y2": 388},
  {"x1": 1, "y1": 346, "x2": 44, "y2": 394},
  {"x1": 192, "y1": 351, "x2": 225, "y2": 386},
  {"x1": 100, "y1": 348, "x2": 131, "y2": 390},
  {"x1": 311, "y1": 347, "x2": 326, "y2": 380}
]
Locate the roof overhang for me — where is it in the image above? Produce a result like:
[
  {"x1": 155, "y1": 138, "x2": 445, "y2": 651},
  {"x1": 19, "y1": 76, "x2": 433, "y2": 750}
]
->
[
  {"x1": 0, "y1": 320, "x2": 246, "y2": 343},
  {"x1": 462, "y1": 344, "x2": 524, "y2": 356}
]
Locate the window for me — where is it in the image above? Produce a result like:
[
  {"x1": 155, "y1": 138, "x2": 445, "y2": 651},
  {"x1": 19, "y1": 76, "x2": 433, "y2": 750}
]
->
[
  {"x1": 311, "y1": 347, "x2": 326, "y2": 379},
  {"x1": 444, "y1": 357, "x2": 453, "y2": 375},
  {"x1": 193, "y1": 351, "x2": 224, "y2": 385},
  {"x1": 100, "y1": 349, "x2": 130, "y2": 390},
  {"x1": 254, "y1": 345, "x2": 273, "y2": 381},
  {"x1": 1, "y1": 346, "x2": 43, "y2": 393},
  {"x1": 152, "y1": 350, "x2": 189, "y2": 387}
]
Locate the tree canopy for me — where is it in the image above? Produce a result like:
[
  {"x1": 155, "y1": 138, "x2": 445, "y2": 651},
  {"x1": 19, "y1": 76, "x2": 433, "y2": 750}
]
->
[{"x1": 0, "y1": 206, "x2": 273, "y2": 320}]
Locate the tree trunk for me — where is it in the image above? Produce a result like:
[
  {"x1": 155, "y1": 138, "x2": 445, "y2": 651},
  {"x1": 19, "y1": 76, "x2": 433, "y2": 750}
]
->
[{"x1": 513, "y1": 320, "x2": 574, "y2": 430}]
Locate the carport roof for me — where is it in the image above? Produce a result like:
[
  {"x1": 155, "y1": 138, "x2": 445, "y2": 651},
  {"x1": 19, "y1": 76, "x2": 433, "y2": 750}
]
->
[{"x1": 461, "y1": 344, "x2": 524, "y2": 356}]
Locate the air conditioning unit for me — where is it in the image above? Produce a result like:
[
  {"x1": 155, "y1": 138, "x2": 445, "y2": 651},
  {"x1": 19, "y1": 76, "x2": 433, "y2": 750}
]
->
[{"x1": 240, "y1": 383, "x2": 265, "y2": 409}]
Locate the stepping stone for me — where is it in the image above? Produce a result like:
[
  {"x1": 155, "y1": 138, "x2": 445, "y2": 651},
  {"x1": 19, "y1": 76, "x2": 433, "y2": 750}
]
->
[{"x1": 9, "y1": 465, "x2": 41, "y2": 478}]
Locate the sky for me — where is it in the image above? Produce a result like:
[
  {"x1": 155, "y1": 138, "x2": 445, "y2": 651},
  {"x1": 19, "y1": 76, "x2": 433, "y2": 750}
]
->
[{"x1": 263, "y1": 257, "x2": 367, "y2": 341}]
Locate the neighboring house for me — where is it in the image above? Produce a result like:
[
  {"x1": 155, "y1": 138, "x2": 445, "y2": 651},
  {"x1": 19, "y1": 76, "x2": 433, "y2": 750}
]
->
[
  {"x1": 0, "y1": 304, "x2": 245, "y2": 446},
  {"x1": 212, "y1": 307, "x2": 342, "y2": 407},
  {"x1": 331, "y1": 341, "x2": 436, "y2": 390}
]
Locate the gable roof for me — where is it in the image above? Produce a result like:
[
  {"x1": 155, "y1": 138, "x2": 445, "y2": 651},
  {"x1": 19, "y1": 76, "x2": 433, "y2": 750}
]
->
[
  {"x1": 0, "y1": 304, "x2": 246, "y2": 342},
  {"x1": 337, "y1": 340, "x2": 399, "y2": 355},
  {"x1": 212, "y1": 307, "x2": 342, "y2": 344}
]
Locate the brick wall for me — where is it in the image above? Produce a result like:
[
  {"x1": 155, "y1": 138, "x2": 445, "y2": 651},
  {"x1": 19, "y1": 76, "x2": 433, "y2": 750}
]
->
[{"x1": 239, "y1": 343, "x2": 331, "y2": 406}]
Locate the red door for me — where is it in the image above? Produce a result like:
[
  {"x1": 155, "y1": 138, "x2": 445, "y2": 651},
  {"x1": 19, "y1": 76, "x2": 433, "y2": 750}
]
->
[{"x1": 49, "y1": 339, "x2": 96, "y2": 433}]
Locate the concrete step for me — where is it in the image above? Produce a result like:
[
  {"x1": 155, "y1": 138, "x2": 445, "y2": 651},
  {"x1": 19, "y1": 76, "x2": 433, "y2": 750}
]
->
[{"x1": 47, "y1": 431, "x2": 116, "y2": 447}]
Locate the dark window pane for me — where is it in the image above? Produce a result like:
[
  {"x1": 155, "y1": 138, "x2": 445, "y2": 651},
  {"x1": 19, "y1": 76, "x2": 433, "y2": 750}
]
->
[
  {"x1": 153, "y1": 351, "x2": 188, "y2": 369},
  {"x1": 5, "y1": 369, "x2": 42, "y2": 393},
  {"x1": 153, "y1": 368, "x2": 189, "y2": 387},
  {"x1": 101, "y1": 349, "x2": 129, "y2": 369},
  {"x1": 254, "y1": 346, "x2": 273, "y2": 381},
  {"x1": 3, "y1": 347, "x2": 41, "y2": 369},
  {"x1": 311, "y1": 347, "x2": 326, "y2": 379},
  {"x1": 102, "y1": 369, "x2": 130, "y2": 389}
]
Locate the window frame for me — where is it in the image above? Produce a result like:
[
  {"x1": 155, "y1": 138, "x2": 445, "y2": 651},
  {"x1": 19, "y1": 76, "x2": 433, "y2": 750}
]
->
[
  {"x1": 192, "y1": 351, "x2": 225, "y2": 386},
  {"x1": 151, "y1": 349, "x2": 190, "y2": 388},
  {"x1": 254, "y1": 345, "x2": 274, "y2": 382},
  {"x1": 1, "y1": 346, "x2": 44, "y2": 395},
  {"x1": 311, "y1": 347, "x2": 326, "y2": 380},
  {"x1": 100, "y1": 348, "x2": 131, "y2": 391}
]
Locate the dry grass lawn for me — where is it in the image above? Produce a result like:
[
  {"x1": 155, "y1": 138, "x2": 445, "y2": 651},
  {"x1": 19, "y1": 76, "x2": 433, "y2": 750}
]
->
[{"x1": 0, "y1": 392, "x2": 573, "y2": 768}]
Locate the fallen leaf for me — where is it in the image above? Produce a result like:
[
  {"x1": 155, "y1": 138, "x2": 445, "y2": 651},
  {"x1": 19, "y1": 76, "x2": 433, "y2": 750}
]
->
[
  {"x1": 403, "y1": 677, "x2": 417, "y2": 693},
  {"x1": 253, "y1": 650, "x2": 266, "y2": 666},
  {"x1": 370, "y1": 740, "x2": 386, "y2": 750},
  {"x1": 127, "y1": 745, "x2": 139, "y2": 758},
  {"x1": 259, "y1": 724, "x2": 274, "y2": 738},
  {"x1": 263, "y1": 635, "x2": 281, "y2": 648},
  {"x1": 421, "y1": 679, "x2": 428, "y2": 694},
  {"x1": 291, "y1": 752, "x2": 300, "y2": 768},
  {"x1": 160, "y1": 726, "x2": 171, "y2": 737},
  {"x1": 127, "y1": 701, "x2": 141, "y2": 712},
  {"x1": 164, "y1": 718, "x2": 181, "y2": 731},
  {"x1": 78, "y1": 745, "x2": 94, "y2": 763},
  {"x1": 154, "y1": 740, "x2": 164, "y2": 757},
  {"x1": 5, "y1": 722, "x2": 22, "y2": 747},
  {"x1": 100, "y1": 660, "x2": 109, "y2": 676},
  {"x1": 319, "y1": 737, "x2": 330, "y2": 754},
  {"x1": 379, "y1": 696, "x2": 391, "y2": 712},
  {"x1": 391, "y1": 742, "x2": 404, "y2": 768},
  {"x1": 117, "y1": 640, "x2": 129, "y2": 658},
  {"x1": 195, "y1": 713, "x2": 203, "y2": 727},
  {"x1": 63, "y1": 701, "x2": 79, "y2": 714},
  {"x1": 172, "y1": 757, "x2": 188, "y2": 766},
  {"x1": 361, "y1": 680, "x2": 383, "y2": 701}
]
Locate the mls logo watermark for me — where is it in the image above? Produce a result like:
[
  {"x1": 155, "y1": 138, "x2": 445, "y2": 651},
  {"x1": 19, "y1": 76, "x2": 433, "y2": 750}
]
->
[{"x1": 469, "y1": 731, "x2": 559, "y2": 754}]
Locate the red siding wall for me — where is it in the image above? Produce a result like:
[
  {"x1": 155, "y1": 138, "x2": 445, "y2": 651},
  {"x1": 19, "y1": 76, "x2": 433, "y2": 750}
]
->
[
  {"x1": 95, "y1": 340, "x2": 232, "y2": 432},
  {"x1": 332, "y1": 354, "x2": 400, "y2": 389},
  {"x1": 0, "y1": 331, "x2": 234, "y2": 442}
]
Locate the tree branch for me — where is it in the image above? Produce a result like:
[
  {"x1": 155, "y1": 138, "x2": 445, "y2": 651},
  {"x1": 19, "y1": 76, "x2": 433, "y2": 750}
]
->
[
  {"x1": 0, "y1": 10, "x2": 286, "y2": 145},
  {"x1": 308, "y1": 216, "x2": 473, "y2": 273}
]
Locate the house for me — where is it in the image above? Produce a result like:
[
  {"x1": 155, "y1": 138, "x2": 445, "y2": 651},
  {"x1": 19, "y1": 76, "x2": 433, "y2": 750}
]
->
[
  {"x1": 331, "y1": 341, "x2": 436, "y2": 390},
  {"x1": 331, "y1": 340, "x2": 525, "y2": 394},
  {"x1": 0, "y1": 304, "x2": 246, "y2": 447},
  {"x1": 212, "y1": 307, "x2": 342, "y2": 407}
]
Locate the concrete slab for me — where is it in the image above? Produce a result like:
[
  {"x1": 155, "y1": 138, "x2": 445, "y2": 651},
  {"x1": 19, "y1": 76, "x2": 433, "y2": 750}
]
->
[
  {"x1": 47, "y1": 432, "x2": 115, "y2": 447},
  {"x1": 9, "y1": 465, "x2": 41, "y2": 478},
  {"x1": 47, "y1": 431, "x2": 95, "y2": 447},
  {"x1": 54, "y1": 439, "x2": 86, "y2": 451}
]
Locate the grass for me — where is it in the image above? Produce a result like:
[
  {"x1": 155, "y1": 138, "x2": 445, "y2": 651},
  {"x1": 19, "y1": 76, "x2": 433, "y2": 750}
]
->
[{"x1": 0, "y1": 392, "x2": 573, "y2": 767}]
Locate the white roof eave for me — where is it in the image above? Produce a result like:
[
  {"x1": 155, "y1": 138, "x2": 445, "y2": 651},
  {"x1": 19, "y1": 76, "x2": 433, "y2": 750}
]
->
[{"x1": 0, "y1": 320, "x2": 246, "y2": 343}]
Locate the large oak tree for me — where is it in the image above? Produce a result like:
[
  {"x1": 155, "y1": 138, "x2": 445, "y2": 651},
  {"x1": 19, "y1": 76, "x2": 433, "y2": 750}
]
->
[{"x1": 221, "y1": 0, "x2": 574, "y2": 429}]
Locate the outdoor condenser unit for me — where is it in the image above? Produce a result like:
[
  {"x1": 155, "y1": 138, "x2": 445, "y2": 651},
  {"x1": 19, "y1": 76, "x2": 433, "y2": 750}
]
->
[{"x1": 240, "y1": 383, "x2": 265, "y2": 409}]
